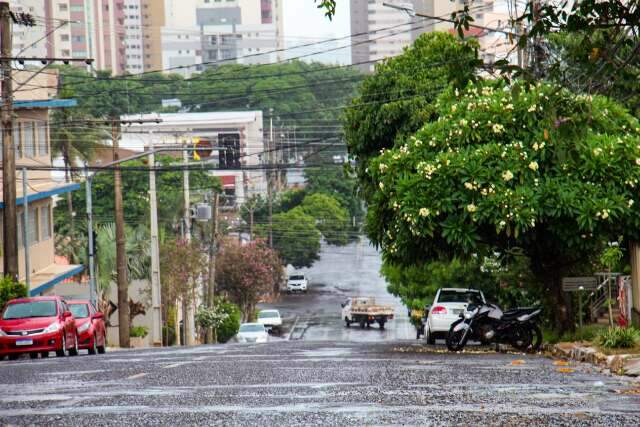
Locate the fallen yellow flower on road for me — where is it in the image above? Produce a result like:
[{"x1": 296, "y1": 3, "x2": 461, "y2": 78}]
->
[
  {"x1": 511, "y1": 360, "x2": 526, "y2": 365},
  {"x1": 557, "y1": 367, "x2": 575, "y2": 373},
  {"x1": 553, "y1": 360, "x2": 570, "y2": 366}
]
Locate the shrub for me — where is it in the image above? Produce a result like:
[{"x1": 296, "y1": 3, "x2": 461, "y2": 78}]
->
[
  {"x1": 0, "y1": 276, "x2": 28, "y2": 310},
  {"x1": 130, "y1": 326, "x2": 149, "y2": 338},
  {"x1": 597, "y1": 327, "x2": 640, "y2": 349},
  {"x1": 215, "y1": 299, "x2": 241, "y2": 343}
]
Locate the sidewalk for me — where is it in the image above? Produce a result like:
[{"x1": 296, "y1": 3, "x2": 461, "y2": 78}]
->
[{"x1": 548, "y1": 342, "x2": 640, "y2": 376}]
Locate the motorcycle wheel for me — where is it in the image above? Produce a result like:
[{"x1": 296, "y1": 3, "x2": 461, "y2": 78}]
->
[
  {"x1": 511, "y1": 325, "x2": 533, "y2": 352},
  {"x1": 446, "y1": 326, "x2": 470, "y2": 352},
  {"x1": 528, "y1": 324, "x2": 543, "y2": 352}
]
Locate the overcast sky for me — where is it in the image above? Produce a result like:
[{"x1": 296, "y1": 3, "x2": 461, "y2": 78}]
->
[{"x1": 283, "y1": 0, "x2": 352, "y2": 64}]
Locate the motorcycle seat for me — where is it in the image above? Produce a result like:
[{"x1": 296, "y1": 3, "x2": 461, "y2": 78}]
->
[{"x1": 501, "y1": 307, "x2": 540, "y2": 320}]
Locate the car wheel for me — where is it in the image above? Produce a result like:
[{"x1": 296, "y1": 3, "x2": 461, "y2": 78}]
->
[
  {"x1": 426, "y1": 327, "x2": 436, "y2": 345},
  {"x1": 8, "y1": 354, "x2": 20, "y2": 361},
  {"x1": 68, "y1": 334, "x2": 79, "y2": 356},
  {"x1": 29, "y1": 352, "x2": 38, "y2": 359},
  {"x1": 88, "y1": 334, "x2": 98, "y2": 355},
  {"x1": 0, "y1": 354, "x2": 6, "y2": 361},
  {"x1": 378, "y1": 320, "x2": 386, "y2": 330},
  {"x1": 97, "y1": 333, "x2": 106, "y2": 354},
  {"x1": 344, "y1": 317, "x2": 350, "y2": 327},
  {"x1": 56, "y1": 335, "x2": 66, "y2": 357},
  {"x1": 40, "y1": 352, "x2": 49, "y2": 358}
]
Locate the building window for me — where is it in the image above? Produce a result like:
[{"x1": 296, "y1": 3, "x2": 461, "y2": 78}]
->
[
  {"x1": 28, "y1": 207, "x2": 38, "y2": 245},
  {"x1": 58, "y1": 3, "x2": 68, "y2": 12},
  {"x1": 38, "y1": 123, "x2": 48, "y2": 156},
  {"x1": 40, "y1": 205, "x2": 51, "y2": 241},
  {"x1": 23, "y1": 122, "x2": 35, "y2": 158},
  {"x1": 60, "y1": 34, "x2": 69, "y2": 42},
  {"x1": 14, "y1": 122, "x2": 22, "y2": 159}
]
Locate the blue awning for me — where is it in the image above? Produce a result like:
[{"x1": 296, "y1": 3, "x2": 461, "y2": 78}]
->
[
  {"x1": 14, "y1": 99, "x2": 78, "y2": 110},
  {"x1": 0, "y1": 182, "x2": 80, "y2": 209},
  {"x1": 29, "y1": 265, "x2": 85, "y2": 296}
]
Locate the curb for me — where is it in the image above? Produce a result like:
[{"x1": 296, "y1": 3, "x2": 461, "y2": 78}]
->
[{"x1": 547, "y1": 342, "x2": 640, "y2": 376}]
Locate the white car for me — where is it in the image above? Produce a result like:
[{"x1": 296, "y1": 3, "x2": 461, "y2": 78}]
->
[
  {"x1": 257, "y1": 309, "x2": 282, "y2": 332},
  {"x1": 286, "y1": 274, "x2": 308, "y2": 293},
  {"x1": 424, "y1": 288, "x2": 486, "y2": 345},
  {"x1": 235, "y1": 323, "x2": 269, "y2": 344}
]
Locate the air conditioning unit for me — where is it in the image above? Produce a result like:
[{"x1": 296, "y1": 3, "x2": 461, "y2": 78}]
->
[{"x1": 191, "y1": 203, "x2": 212, "y2": 222}]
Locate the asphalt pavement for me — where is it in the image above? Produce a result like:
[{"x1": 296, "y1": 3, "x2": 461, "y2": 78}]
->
[
  {"x1": 1, "y1": 341, "x2": 639, "y2": 426},
  {"x1": 260, "y1": 239, "x2": 415, "y2": 341}
]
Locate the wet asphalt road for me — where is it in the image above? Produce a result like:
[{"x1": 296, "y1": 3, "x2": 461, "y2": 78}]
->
[
  {"x1": 260, "y1": 239, "x2": 415, "y2": 341},
  {"x1": 2, "y1": 241, "x2": 640, "y2": 425},
  {"x1": 1, "y1": 341, "x2": 640, "y2": 426}
]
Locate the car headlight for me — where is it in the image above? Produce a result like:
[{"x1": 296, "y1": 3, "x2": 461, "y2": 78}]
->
[
  {"x1": 43, "y1": 322, "x2": 61, "y2": 334},
  {"x1": 77, "y1": 322, "x2": 91, "y2": 333},
  {"x1": 0, "y1": 328, "x2": 6, "y2": 337}
]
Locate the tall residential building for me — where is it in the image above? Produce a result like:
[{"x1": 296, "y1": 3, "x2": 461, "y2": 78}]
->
[
  {"x1": 196, "y1": 0, "x2": 284, "y2": 67},
  {"x1": 10, "y1": 0, "x2": 72, "y2": 58},
  {"x1": 350, "y1": 1, "x2": 513, "y2": 72},
  {"x1": 124, "y1": 0, "x2": 144, "y2": 73},
  {"x1": 68, "y1": 0, "x2": 126, "y2": 74}
]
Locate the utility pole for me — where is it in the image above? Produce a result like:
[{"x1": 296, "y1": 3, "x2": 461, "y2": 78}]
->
[
  {"x1": 206, "y1": 192, "x2": 218, "y2": 344},
  {"x1": 1, "y1": 2, "x2": 18, "y2": 280},
  {"x1": 148, "y1": 142, "x2": 162, "y2": 347},
  {"x1": 182, "y1": 146, "x2": 195, "y2": 346},
  {"x1": 267, "y1": 109, "x2": 274, "y2": 248},
  {"x1": 85, "y1": 168, "x2": 96, "y2": 307},
  {"x1": 112, "y1": 121, "x2": 129, "y2": 348},
  {"x1": 21, "y1": 168, "x2": 29, "y2": 287}
]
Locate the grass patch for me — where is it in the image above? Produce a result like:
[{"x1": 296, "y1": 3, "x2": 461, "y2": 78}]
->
[
  {"x1": 596, "y1": 326, "x2": 640, "y2": 349},
  {"x1": 544, "y1": 324, "x2": 608, "y2": 344}
]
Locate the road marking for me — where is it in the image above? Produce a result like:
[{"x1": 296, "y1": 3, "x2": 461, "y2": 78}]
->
[
  {"x1": 127, "y1": 373, "x2": 147, "y2": 380},
  {"x1": 286, "y1": 316, "x2": 300, "y2": 340},
  {"x1": 164, "y1": 362, "x2": 190, "y2": 369}
]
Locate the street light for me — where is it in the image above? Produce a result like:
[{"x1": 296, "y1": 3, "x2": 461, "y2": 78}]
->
[{"x1": 382, "y1": 2, "x2": 416, "y2": 17}]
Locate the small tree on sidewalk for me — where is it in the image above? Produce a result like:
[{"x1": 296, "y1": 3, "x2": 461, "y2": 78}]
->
[
  {"x1": 216, "y1": 238, "x2": 283, "y2": 321},
  {"x1": 160, "y1": 239, "x2": 208, "y2": 343}
]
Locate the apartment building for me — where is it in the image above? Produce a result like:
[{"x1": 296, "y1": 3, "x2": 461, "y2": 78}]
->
[
  {"x1": 10, "y1": 0, "x2": 73, "y2": 58},
  {"x1": 351, "y1": 0, "x2": 514, "y2": 72},
  {"x1": 124, "y1": 0, "x2": 144, "y2": 73},
  {"x1": 197, "y1": 0, "x2": 284, "y2": 67},
  {"x1": 1, "y1": 71, "x2": 83, "y2": 296}
]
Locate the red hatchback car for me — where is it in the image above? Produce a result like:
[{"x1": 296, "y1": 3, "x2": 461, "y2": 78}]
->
[
  {"x1": 0, "y1": 296, "x2": 79, "y2": 360},
  {"x1": 67, "y1": 300, "x2": 106, "y2": 355}
]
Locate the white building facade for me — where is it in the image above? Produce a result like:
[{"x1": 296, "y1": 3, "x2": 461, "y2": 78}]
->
[{"x1": 124, "y1": 0, "x2": 144, "y2": 73}]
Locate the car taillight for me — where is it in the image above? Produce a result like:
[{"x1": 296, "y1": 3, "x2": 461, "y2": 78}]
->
[{"x1": 431, "y1": 306, "x2": 448, "y2": 315}]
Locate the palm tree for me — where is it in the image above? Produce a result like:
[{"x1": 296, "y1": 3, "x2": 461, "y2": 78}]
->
[{"x1": 50, "y1": 108, "x2": 108, "y2": 230}]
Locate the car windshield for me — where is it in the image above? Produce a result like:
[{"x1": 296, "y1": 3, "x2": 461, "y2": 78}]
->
[
  {"x1": 2, "y1": 301, "x2": 57, "y2": 320},
  {"x1": 438, "y1": 290, "x2": 483, "y2": 304},
  {"x1": 289, "y1": 275, "x2": 304, "y2": 280},
  {"x1": 69, "y1": 304, "x2": 89, "y2": 319},
  {"x1": 239, "y1": 324, "x2": 264, "y2": 333},
  {"x1": 258, "y1": 311, "x2": 278, "y2": 318}
]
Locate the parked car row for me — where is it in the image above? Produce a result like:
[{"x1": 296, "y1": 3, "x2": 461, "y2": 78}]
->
[
  {"x1": 0, "y1": 296, "x2": 107, "y2": 361},
  {"x1": 235, "y1": 308, "x2": 283, "y2": 343}
]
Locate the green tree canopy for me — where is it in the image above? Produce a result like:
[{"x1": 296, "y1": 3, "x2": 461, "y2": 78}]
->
[
  {"x1": 266, "y1": 208, "x2": 321, "y2": 268},
  {"x1": 367, "y1": 80, "x2": 640, "y2": 330},
  {"x1": 344, "y1": 32, "x2": 479, "y2": 200},
  {"x1": 299, "y1": 193, "x2": 350, "y2": 246}
]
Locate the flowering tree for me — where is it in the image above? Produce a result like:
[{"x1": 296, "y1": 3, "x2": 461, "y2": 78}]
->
[
  {"x1": 367, "y1": 80, "x2": 640, "y2": 330},
  {"x1": 216, "y1": 239, "x2": 283, "y2": 320}
]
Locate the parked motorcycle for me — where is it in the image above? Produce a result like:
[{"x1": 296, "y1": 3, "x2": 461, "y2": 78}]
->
[{"x1": 446, "y1": 303, "x2": 542, "y2": 352}]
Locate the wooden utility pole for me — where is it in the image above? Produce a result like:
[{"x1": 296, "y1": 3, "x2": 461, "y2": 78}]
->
[
  {"x1": 1, "y1": 2, "x2": 18, "y2": 280},
  {"x1": 206, "y1": 192, "x2": 219, "y2": 344},
  {"x1": 112, "y1": 121, "x2": 129, "y2": 348}
]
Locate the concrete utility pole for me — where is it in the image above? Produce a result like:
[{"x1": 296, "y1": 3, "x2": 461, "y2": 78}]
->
[
  {"x1": 85, "y1": 168, "x2": 96, "y2": 307},
  {"x1": 112, "y1": 121, "x2": 129, "y2": 348},
  {"x1": 206, "y1": 192, "x2": 218, "y2": 344},
  {"x1": 267, "y1": 110, "x2": 274, "y2": 248},
  {"x1": 182, "y1": 146, "x2": 196, "y2": 346},
  {"x1": 148, "y1": 142, "x2": 162, "y2": 347},
  {"x1": 1, "y1": 2, "x2": 18, "y2": 280}
]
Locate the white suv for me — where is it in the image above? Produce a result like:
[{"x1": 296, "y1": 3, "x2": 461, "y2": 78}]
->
[
  {"x1": 424, "y1": 288, "x2": 486, "y2": 345},
  {"x1": 286, "y1": 274, "x2": 308, "y2": 293}
]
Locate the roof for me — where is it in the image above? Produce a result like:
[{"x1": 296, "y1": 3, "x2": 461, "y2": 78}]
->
[
  {"x1": 0, "y1": 181, "x2": 80, "y2": 209},
  {"x1": 121, "y1": 111, "x2": 262, "y2": 127},
  {"x1": 14, "y1": 99, "x2": 78, "y2": 110}
]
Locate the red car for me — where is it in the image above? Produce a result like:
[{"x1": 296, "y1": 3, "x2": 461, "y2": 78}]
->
[
  {"x1": 67, "y1": 300, "x2": 107, "y2": 355},
  {"x1": 0, "y1": 296, "x2": 78, "y2": 360}
]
